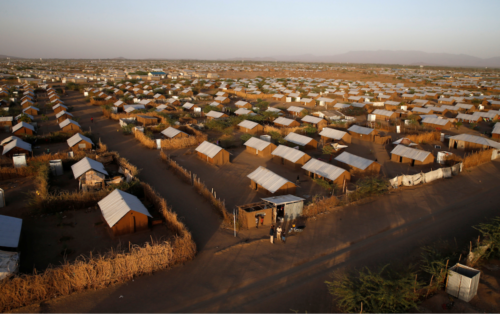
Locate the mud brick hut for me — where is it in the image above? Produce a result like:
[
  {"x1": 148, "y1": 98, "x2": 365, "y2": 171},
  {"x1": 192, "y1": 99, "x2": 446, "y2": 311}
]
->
[
  {"x1": 448, "y1": 134, "x2": 500, "y2": 151},
  {"x1": 247, "y1": 166, "x2": 296, "y2": 196},
  {"x1": 52, "y1": 104, "x2": 68, "y2": 114},
  {"x1": 390, "y1": 145, "x2": 435, "y2": 166},
  {"x1": 98, "y1": 189, "x2": 153, "y2": 236},
  {"x1": 334, "y1": 152, "x2": 381, "y2": 176},
  {"x1": 59, "y1": 119, "x2": 81, "y2": 133},
  {"x1": 273, "y1": 117, "x2": 300, "y2": 128},
  {"x1": 2, "y1": 139, "x2": 31, "y2": 158},
  {"x1": 244, "y1": 137, "x2": 277, "y2": 157},
  {"x1": 12, "y1": 122, "x2": 35, "y2": 136},
  {"x1": 301, "y1": 115, "x2": 327, "y2": 131},
  {"x1": 271, "y1": 145, "x2": 311, "y2": 169},
  {"x1": 67, "y1": 133, "x2": 94, "y2": 151},
  {"x1": 195, "y1": 141, "x2": 230, "y2": 165},
  {"x1": 238, "y1": 120, "x2": 264, "y2": 134},
  {"x1": 71, "y1": 157, "x2": 109, "y2": 190},
  {"x1": 347, "y1": 125, "x2": 378, "y2": 142},
  {"x1": 284, "y1": 132, "x2": 317, "y2": 150},
  {"x1": 56, "y1": 110, "x2": 74, "y2": 123},
  {"x1": 161, "y1": 126, "x2": 189, "y2": 139},
  {"x1": 421, "y1": 116, "x2": 452, "y2": 130},
  {"x1": 319, "y1": 127, "x2": 352, "y2": 144},
  {"x1": 22, "y1": 106, "x2": 39, "y2": 116},
  {"x1": 302, "y1": 158, "x2": 351, "y2": 186}
]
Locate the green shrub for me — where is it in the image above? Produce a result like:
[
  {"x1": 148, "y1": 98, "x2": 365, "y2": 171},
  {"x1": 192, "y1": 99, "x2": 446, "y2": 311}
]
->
[
  {"x1": 122, "y1": 124, "x2": 134, "y2": 135},
  {"x1": 474, "y1": 217, "x2": 500, "y2": 258},
  {"x1": 326, "y1": 265, "x2": 421, "y2": 313},
  {"x1": 240, "y1": 133, "x2": 253, "y2": 142}
]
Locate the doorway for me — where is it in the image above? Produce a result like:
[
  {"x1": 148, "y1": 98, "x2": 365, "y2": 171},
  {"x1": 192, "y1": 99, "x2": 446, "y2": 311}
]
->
[
  {"x1": 133, "y1": 216, "x2": 136, "y2": 232},
  {"x1": 411, "y1": 159, "x2": 415, "y2": 167},
  {"x1": 454, "y1": 141, "x2": 458, "y2": 149},
  {"x1": 399, "y1": 156, "x2": 403, "y2": 163}
]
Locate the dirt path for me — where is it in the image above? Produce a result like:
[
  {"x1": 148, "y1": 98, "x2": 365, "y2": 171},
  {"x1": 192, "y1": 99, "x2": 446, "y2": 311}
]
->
[{"x1": 20, "y1": 91, "x2": 500, "y2": 313}]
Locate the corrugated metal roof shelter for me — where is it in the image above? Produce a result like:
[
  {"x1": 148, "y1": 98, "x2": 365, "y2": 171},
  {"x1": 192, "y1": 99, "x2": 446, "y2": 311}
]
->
[
  {"x1": 391, "y1": 145, "x2": 434, "y2": 165},
  {"x1": 244, "y1": 137, "x2": 276, "y2": 157},
  {"x1": 247, "y1": 167, "x2": 296, "y2": 195},
  {"x1": 98, "y1": 189, "x2": 152, "y2": 236},
  {"x1": 2, "y1": 139, "x2": 32, "y2": 156},
  {"x1": 319, "y1": 127, "x2": 351, "y2": 144},
  {"x1": 238, "y1": 120, "x2": 263, "y2": 134},
  {"x1": 67, "y1": 133, "x2": 94, "y2": 149},
  {"x1": 1, "y1": 136, "x2": 20, "y2": 146},
  {"x1": 195, "y1": 141, "x2": 230, "y2": 165},
  {"x1": 335, "y1": 151, "x2": 381, "y2": 175},
  {"x1": 302, "y1": 158, "x2": 350, "y2": 186},
  {"x1": 449, "y1": 133, "x2": 500, "y2": 150},
  {"x1": 421, "y1": 116, "x2": 452, "y2": 129},
  {"x1": 234, "y1": 108, "x2": 255, "y2": 116},
  {"x1": 492, "y1": 122, "x2": 500, "y2": 139},
  {"x1": 123, "y1": 105, "x2": 145, "y2": 113},
  {"x1": 284, "y1": 132, "x2": 317, "y2": 149},
  {"x1": 206, "y1": 111, "x2": 227, "y2": 119},
  {"x1": 0, "y1": 215, "x2": 22, "y2": 248},
  {"x1": 71, "y1": 157, "x2": 109, "y2": 179},
  {"x1": 59, "y1": 119, "x2": 81, "y2": 131},
  {"x1": 262, "y1": 194, "x2": 305, "y2": 222},
  {"x1": 301, "y1": 115, "x2": 324, "y2": 124},
  {"x1": 273, "y1": 117, "x2": 300, "y2": 127},
  {"x1": 161, "y1": 126, "x2": 188, "y2": 139},
  {"x1": 12, "y1": 122, "x2": 35, "y2": 134},
  {"x1": 272, "y1": 145, "x2": 311, "y2": 168},
  {"x1": 348, "y1": 125, "x2": 375, "y2": 135}
]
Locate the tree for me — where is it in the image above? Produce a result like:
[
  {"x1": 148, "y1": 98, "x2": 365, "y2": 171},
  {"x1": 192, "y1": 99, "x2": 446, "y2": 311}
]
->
[{"x1": 18, "y1": 115, "x2": 32, "y2": 123}]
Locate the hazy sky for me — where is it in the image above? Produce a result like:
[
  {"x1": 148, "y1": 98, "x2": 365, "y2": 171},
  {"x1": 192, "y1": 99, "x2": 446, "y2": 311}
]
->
[{"x1": 1, "y1": 0, "x2": 500, "y2": 59}]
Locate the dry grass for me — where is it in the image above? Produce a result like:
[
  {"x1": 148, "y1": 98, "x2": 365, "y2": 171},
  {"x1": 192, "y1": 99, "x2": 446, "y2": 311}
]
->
[
  {"x1": 134, "y1": 130, "x2": 156, "y2": 149},
  {"x1": 463, "y1": 149, "x2": 493, "y2": 170},
  {"x1": 160, "y1": 125, "x2": 207, "y2": 150},
  {"x1": 110, "y1": 112, "x2": 168, "y2": 125},
  {"x1": 264, "y1": 125, "x2": 305, "y2": 136},
  {"x1": 302, "y1": 196, "x2": 340, "y2": 218},
  {"x1": 405, "y1": 132, "x2": 440, "y2": 144}
]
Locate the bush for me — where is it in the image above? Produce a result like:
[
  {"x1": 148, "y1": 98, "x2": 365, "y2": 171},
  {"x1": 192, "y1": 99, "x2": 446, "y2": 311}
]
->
[
  {"x1": 349, "y1": 176, "x2": 389, "y2": 202},
  {"x1": 304, "y1": 126, "x2": 317, "y2": 134},
  {"x1": 240, "y1": 133, "x2": 253, "y2": 142},
  {"x1": 326, "y1": 265, "x2": 421, "y2": 313},
  {"x1": 474, "y1": 217, "x2": 500, "y2": 259},
  {"x1": 313, "y1": 178, "x2": 334, "y2": 190},
  {"x1": 122, "y1": 124, "x2": 134, "y2": 135}
]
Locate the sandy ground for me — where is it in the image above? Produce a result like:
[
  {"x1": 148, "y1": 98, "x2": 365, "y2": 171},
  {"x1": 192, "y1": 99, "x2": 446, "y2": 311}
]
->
[{"x1": 10, "y1": 91, "x2": 500, "y2": 313}]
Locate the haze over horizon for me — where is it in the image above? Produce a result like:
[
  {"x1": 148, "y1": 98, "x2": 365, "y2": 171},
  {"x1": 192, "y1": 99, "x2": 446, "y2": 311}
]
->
[{"x1": 1, "y1": 0, "x2": 500, "y2": 61}]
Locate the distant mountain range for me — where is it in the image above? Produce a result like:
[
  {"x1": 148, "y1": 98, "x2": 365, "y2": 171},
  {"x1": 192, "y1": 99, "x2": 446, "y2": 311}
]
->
[
  {"x1": 224, "y1": 50, "x2": 500, "y2": 68},
  {"x1": 2, "y1": 50, "x2": 500, "y2": 67}
]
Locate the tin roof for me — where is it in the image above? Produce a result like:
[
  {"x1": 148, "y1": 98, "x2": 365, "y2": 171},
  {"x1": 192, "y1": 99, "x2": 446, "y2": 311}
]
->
[
  {"x1": 284, "y1": 132, "x2": 314, "y2": 146},
  {"x1": 391, "y1": 145, "x2": 432, "y2": 162},
  {"x1": 372, "y1": 109, "x2": 395, "y2": 117},
  {"x1": 235, "y1": 100, "x2": 250, "y2": 107},
  {"x1": 59, "y1": 119, "x2": 81, "y2": 129},
  {"x1": 98, "y1": 189, "x2": 152, "y2": 228},
  {"x1": 12, "y1": 122, "x2": 35, "y2": 133},
  {"x1": 52, "y1": 104, "x2": 67, "y2": 110},
  {"x1": 335, "y1": 152, "x2": 375, "y2": 170},
  {"x1": 493, "y1": 122, "x2": 500, "y2": 135},
  {"x1": 195, "y1": 141, "x2": 223, "y2": 158},
  {"x1": 247, "y1": 167, "x2": 292, "y2": 193},
  {"x1": 449, "y1": 133, "x2": 500, "y2": 149},
  {"x1": 319, "y1": 127, "x2": 347, "y2": 140},
  {"x1": 161, "y1": 126, "x2": 187, "y2": 138},
  {"x1": 55, "y1": 110, "x2": 73, "y2": 119},
  {"x1": 1, "y1": 136, "x2": 20, "y2": 146},
  {"x1": 2, "y1": 139, "x2": 31, "y2": 155},
  {"x1": 348, "y1": 125, "x2": 375, "y2": 135},
  {"x1": 271, "y1": 145, "x2": 308, "y2": 163},
  {"x1": 287, "y1": 106, "x2": 303, "y2": 113},
  {"x1": 206, "y1": 111, "x2": 226, "y2": 118},
  {"x1": 182, "y1": 102, "x2": 196, "y2": 109},
  {"x1": 238, "y1": 120, "x2": 259, "y2": 129},
  {"x1": 0, "y1": 215, "x2": 22, "y2": 248},
  {"x1": 273, "y1": 117, "x2": 296, "y2": 126},
  {"x1": 302, "y1": 158, "x2": 346, "y2": 181},
  {"x1": 244, "y1": 137, "x2": 272, "y2": 151},
  {"x1": 262, "y1": 194, "x2": 305, "y2": 205},
  {"x1": 67, "y1": 133, "x2": 93, "y2": 148},
  {"x1": 71, "y1": 157, "x2": 109, "y2": 179},
  {"x1": 421, "y1": 117, "x2": 450, "y2": 126},
  {"x1": 301, "y1": 115, "x2": 324, "y2": 124}
]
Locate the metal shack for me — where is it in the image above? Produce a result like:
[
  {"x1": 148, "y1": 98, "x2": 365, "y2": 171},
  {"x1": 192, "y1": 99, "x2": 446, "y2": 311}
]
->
[
  {"x1": 67, "y1": 133, "x2": 94, "y2": 151},
  {"x1": 71, "y1": 157, "x2": 109, "y2": 190},
  {"x1": 98, "y1": 189, "x2": 152, "y2": 236},
  {"x1": 272, "y1": 145, "x2": 311, "y2": 170},
  {"x1": 446, "y1": 263, "x2": 480, "y2": 302},
  {"x1": 284, "y1": 132, "x2": 318, "y2": 150},
  {"x1": 263, "y1": 195, "x2": 305, "y2": 223}
]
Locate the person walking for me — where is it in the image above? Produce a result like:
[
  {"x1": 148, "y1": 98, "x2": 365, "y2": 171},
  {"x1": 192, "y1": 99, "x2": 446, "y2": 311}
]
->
[
  {"x1": 270, "y1": 225, "x2": 275, "y2": 244},
  {"x1": 91, "y1": 117, "x2": 94, "y2": 123},
  {"x1": 276, "y1": 225, "x2": 282, "y2": 242},
  {"x1": 281, "y1": 231, "x2": 286, "y2": 243},
  {"x1": 255, "y1": 216, "x2": 259, "y2": 228},
  {"x1": 260, "y1": 216, "x2": 264, "y2": 226}
]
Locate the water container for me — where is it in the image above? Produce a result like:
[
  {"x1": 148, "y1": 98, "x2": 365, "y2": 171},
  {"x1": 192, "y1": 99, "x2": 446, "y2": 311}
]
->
[{"x1": 260, "y1": 135, "x2": 271, "y2": 142}]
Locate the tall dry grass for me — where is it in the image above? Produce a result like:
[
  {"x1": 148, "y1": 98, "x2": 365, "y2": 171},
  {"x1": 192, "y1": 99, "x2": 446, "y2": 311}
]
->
[
  {"x1": 264, "y1": 125, "x2": 305, "y2": 136},
  {"x1": 463, "y1": 149, "x2": 493, "y2": 170},
  {"x1": 405, "y1": 132, "x2": 440, "y2": 144},
  {"x1": 134, "y1": 130, "x2": 156, "y2": 149},
  {"x1": 302, "y1": 196, "x2": 340, "y2": 218}
]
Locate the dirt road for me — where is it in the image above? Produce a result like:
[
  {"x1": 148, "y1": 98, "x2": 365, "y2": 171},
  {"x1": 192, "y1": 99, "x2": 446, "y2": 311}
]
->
[{"x1": 21, "y1": 92, "x2": 500, "y2": 313}]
